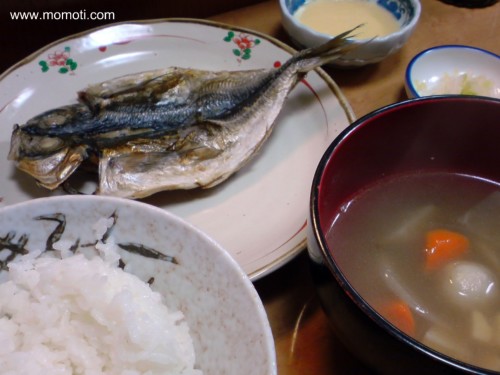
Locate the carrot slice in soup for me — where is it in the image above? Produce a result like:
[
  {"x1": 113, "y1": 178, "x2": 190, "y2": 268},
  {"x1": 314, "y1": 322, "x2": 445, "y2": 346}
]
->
[
  {"x1": 380, "y1": 300, "x2": 416, "y2": 336},
  {"x1": 424, "y1": 229, "x2": 469, "y2": 271}
]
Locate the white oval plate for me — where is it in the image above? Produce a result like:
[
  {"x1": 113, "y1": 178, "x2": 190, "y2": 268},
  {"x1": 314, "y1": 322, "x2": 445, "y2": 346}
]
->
[{"x1": 0, "y1": 19, "x2": 354, "y2": 280}]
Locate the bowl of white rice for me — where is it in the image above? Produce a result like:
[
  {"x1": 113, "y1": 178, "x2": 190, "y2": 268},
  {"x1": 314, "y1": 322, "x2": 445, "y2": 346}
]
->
[{"x1": 0, "y1": 195, "x2": 276, "y2": 375}]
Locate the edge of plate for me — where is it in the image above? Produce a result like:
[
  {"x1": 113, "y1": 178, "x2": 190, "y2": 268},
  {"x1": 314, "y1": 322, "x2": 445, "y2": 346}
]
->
[{"x1": 0, "y1": 17, "x2": 356, "y2": 281}]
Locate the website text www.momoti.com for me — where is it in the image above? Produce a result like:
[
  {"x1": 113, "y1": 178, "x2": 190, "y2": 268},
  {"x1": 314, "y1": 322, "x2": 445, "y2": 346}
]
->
[{"x1": 10, "y1": 10, "x2": 115, "y2": 21}]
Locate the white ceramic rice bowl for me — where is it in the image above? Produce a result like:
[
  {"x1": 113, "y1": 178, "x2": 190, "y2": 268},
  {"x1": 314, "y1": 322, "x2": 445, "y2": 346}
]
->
[{"x1": 0, "y1": 195, "x2": 276, "y2": 375}]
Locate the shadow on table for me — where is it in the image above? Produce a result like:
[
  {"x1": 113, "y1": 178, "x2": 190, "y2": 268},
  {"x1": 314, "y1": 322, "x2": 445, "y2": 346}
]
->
[{"x1": 255, "y1": 251, "x2": 374, "y2": 374}]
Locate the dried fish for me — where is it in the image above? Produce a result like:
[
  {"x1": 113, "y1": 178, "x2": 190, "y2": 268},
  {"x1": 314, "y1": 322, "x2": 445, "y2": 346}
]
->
[{"x1": 8, "y1": 29, "x2": 357, "y2": 199}]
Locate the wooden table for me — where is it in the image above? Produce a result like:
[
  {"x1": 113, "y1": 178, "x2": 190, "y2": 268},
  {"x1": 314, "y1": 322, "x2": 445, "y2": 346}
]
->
[
  {"x1": 1, "y1": 0, "x2": 499, "y2": 373},
  {"x1": 210, "y1": 1, "x2": 499, "y2": 373}
]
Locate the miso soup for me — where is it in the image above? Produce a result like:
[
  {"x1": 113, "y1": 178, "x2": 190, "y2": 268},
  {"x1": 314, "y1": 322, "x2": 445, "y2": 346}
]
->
[{"x1": 326, "y1": 172, "x2": 500, "y2": 371}]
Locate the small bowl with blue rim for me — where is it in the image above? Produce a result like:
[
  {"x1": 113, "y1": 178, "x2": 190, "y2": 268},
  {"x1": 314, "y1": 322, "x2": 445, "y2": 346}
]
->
[
  {"x1": 405, "y1": 45, "x2": 500, "y2": 98},
  {"x1": 279, "y1": 0, "x2": 421, "y2": 67}
]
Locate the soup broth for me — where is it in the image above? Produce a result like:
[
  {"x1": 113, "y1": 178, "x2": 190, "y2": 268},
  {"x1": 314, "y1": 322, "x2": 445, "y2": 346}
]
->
[{"x1": 326, "y1": 172, "x2": 500, "y2": 370}]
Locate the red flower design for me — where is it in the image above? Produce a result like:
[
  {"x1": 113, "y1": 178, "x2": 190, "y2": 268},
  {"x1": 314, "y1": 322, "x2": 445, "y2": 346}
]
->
[
  {"x1": 48, "y1": 51, "x2": 70, "y2": 67},
  {"x1": 234, "y1": 34, "x2": 255, "y2": 51}
]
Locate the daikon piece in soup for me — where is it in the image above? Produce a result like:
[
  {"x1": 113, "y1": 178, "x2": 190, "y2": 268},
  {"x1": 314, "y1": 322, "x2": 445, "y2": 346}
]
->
[{"x1": 326, "y1": 171, "x2": 500, "y2": 371}]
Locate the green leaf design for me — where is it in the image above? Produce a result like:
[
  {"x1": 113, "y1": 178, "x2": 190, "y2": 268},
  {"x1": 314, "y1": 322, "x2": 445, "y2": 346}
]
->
[
  {"x1": 224, "y1": 31, "x2": 235, "y2": 42},
  {"x1": 38, "y1": 60, "x2": 49, "y2": 72},
  {"x1": 66, "y1": 59, "x2": 78, "y2": 71}
]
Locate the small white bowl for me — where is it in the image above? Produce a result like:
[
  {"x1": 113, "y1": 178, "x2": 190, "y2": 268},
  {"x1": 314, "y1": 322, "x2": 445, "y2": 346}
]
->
[
  {"x1": 279, "y1": 0, "x2": 421, "y2": 67},
  {"x1": 405, "y1": 45, "x2": 500, "y2": 98},
  {"x1": 0, "y1": 195, "x2": 276, "y2": 375}
]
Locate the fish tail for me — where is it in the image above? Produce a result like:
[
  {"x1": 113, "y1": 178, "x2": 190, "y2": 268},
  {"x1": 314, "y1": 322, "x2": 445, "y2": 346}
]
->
[{"x1": 285, "y1": 25, "x2": 361, "y2": 72}]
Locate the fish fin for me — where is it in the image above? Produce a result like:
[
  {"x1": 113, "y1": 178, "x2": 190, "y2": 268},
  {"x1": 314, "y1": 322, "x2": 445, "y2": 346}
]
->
[
  {"x1": 286, "y1": 25, "x2": 362, "y2": 71},
  {"x1": 81, "y1": 68, "x2": 176, "y2": 98}
]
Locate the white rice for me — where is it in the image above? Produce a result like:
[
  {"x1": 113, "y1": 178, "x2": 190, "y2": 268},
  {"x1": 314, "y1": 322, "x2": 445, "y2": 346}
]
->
[{"x1": 0, "y1": 219, "x2": 202, "y2": 375}]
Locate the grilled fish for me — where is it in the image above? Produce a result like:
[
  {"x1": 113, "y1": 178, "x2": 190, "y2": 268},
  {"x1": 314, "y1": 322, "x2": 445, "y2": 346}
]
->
[{"x1": 8, "y1": 29, "x2": 357, "y2": 199}]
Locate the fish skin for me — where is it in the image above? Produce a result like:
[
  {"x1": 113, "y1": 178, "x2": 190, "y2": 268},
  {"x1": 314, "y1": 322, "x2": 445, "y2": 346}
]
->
[{"x1": 8, "y1": 29, "x2": 357, "y2": 199}]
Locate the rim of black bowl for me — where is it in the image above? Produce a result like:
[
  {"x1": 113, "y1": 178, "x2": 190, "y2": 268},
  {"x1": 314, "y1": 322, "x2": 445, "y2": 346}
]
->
[
  {"x1": 310, "y1": 95, "x2": 500, "y2": 375},
  {"x1": 405, "y1": 45, "x2": 500, "y2": 98}
]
